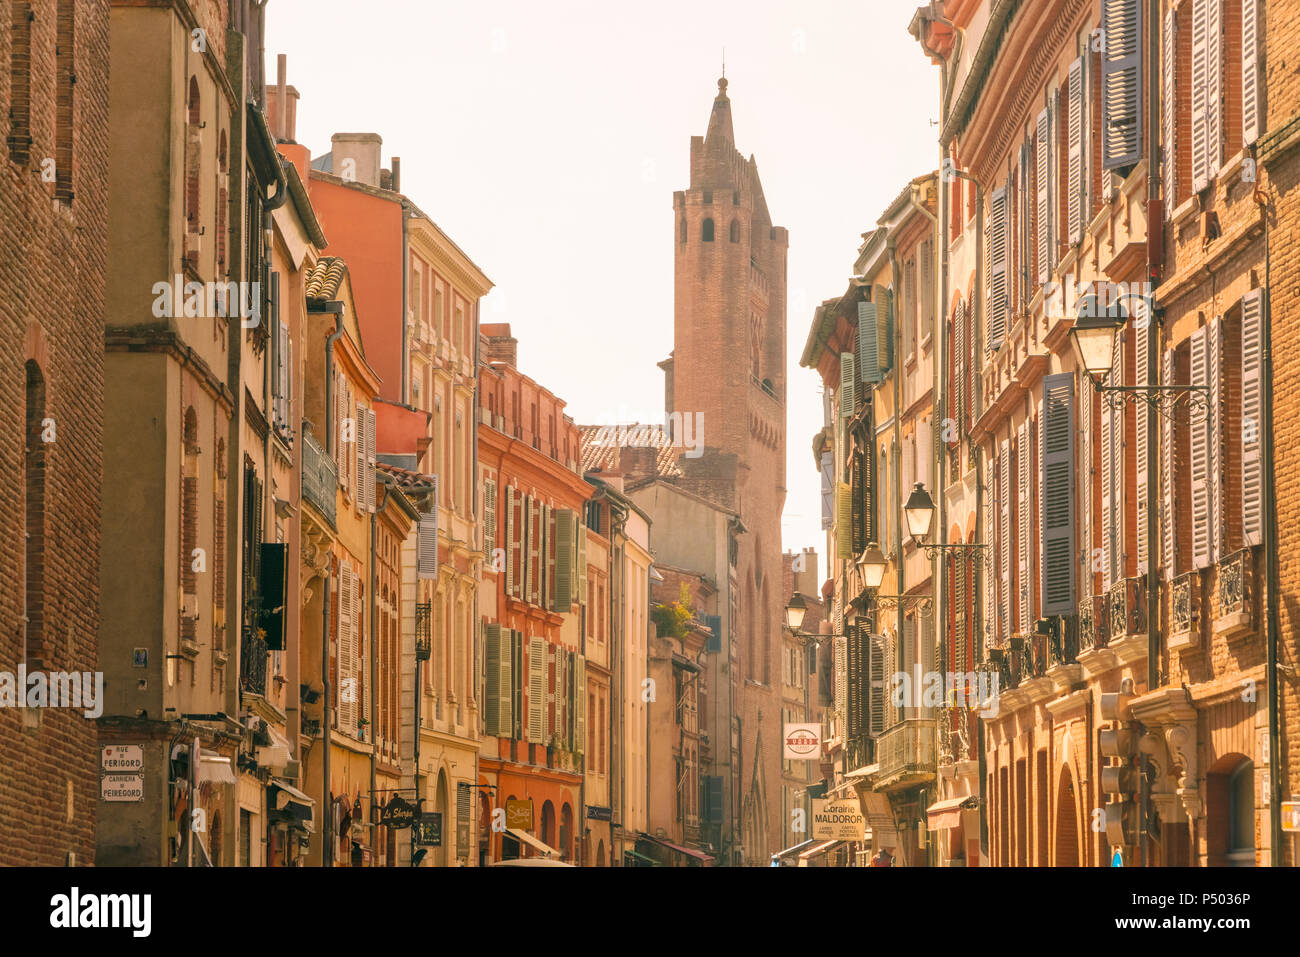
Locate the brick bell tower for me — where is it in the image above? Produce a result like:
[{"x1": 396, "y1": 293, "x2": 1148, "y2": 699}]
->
[{"x1": 670, "y1": 76, "x2": 788, "y2": 865}]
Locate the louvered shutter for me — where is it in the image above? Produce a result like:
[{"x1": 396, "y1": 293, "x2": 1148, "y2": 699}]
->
[
  {"x1": 859, "y1": 302, "x2": 881, "y2": 384},
  {"x1": 921, "y1": 240, "x2": 935, "y2": 342},
  {"x1": 355, "y1": 403, "x2": 367, "y2": 514},
  {"x1": 834, "y1": 636, "x2": 848, "y2": 732},
  {"x1": 541, "y1": 504, "x2": 551, "y2": 611},
  {"x1": 574, "y1": 655, "x2": 586, "y2": 755},
  {"x1": 1135, "y1": 308, "x2": 1150, "y2": 574},
  {"x1": 1208, "y1": 317, "x2": 1225, "y2": 563},
  {"x1": 865, "y1": 438, "x2": 877, "y2": 544},
  {"x1": 901, "y1": 618, "x2": 916, "y2": 718},
  {"x1": 840, "y1": 353, "x2": 856, "y2": 417},
  {"x1": 1163, "y1": 9, "x2": 1178, "y2": 206},
  {"x1": 835, "y1": 482, "x2": 852, "y2": 560},
  {"x1": 553, "y1": 509, "x2": 574, "y2": 612},
  {"x1": 1190, "y1": 325, "x2": 1212, "y2": 568},
  {"x1": 954, "y1": 300, "x2": 967, "y2": 431},
  {"x1": 875, "y1": 286, "x2": 894, "y2": 374},
  {"x1": 851, "y1": 449, "x2": 866, "y2": 552},
  {"x1": 339, "y1": 563, "x2": 356, "y2": 731},
  {"x1": 1243, "y1": 0, "x2": 1263, "y2": 146},
  {"x1": 524, "y1": 496, "x2": 534, "y2": 604},
  {"x1": 456, "y1": 783, "x2": 471, "y2": 863},
  {"x1": 1191, "y1": 0, "x2": 1221, "y2": 192},
  {"x1": 527, "y1": 636, "x2": 545, "y2": 743},
  {"x1": 987, "y1": 187, "x2": 1008, "y2": 351},
  {"x1": 1102, "y1": 0, "x2": 1144, "y2": 169},
  {"x1": 1161, "y1": 350, "x2": 1178, "y2": 579},
  {"x1": 1080, "y1": 371, "x2": 1094, "y2": 598},
  {"x1": 999, "y1": 439, "x2": 1010, "y2": 639},
  {"x1": 417, "y1": 510, "x2": 438, "y2": 580},
  {"x1": 484, "y1": 623, "x2": 502, "y2": 734},
  {"x1": 820, "y1": 451, "x2": 834, "y2": 530},
  {"x1": 1017, "y1": 420, "x2": 1031, "y2": 632},
  {"x1": 277, "y1": 321, "x2": 288, "y2": 429},
  {"x1": 1036, "y1": 108, "x2": 1052, "y2": 285},
  {"x1": 867, "y1": 633, "x2": 884, "y2": 737},
  {"x1": 1241, "y1": 289, "x2": 1264, "y2": 546},
  {"x1": 1041, "y1": 373, "x2": 1076, "y2": 614},
  {"x1": 505, "y1": 486, "x2": 515, "y2": 596},
  {"x1": 500, "y1": 629, "x2": 514, "y2": 736},
  {"x1": 955, "y1": 559, "x2": 968, "y2": 674},
  {"x1": 365, "y1": 407, "x2": 377, "y2": 513},
  {"x1": 483, "y1": 478, "x2": 497, "y2": 562},
  {"x1": 984, "y1": 470, "x2": 997, "y2": 638},
  {"x1": 576, "y1": 519, "x2": 586, "y2": 604},
  {"x1": 884, "y1": 631, "x2": 898, "y2": 729},
  {"x1": 1068, "y1": 56, "x2": 1086, "y2": 243}
]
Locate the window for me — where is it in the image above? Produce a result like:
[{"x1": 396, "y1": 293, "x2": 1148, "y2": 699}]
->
[
  {"x1": 181, "y1": 409, "x2": 200, "y2": 645},
  {"x1": 729, "y1": 219, "x2": 740, "y2": 242},
  {"x1": 24, "y1": 360, "x2": 45, "y2": 664},
  {"x1": 1228, "y1": 759, "x2": 1254, "y2": 863},
  {"x1": 7, "y1": 2, "x2": 32, "y2": 163},
  {"x1": 703, "y1": 190, "x2": 712, "y2": 204},
  {"x1": 217, "y1": 132, "x2": 228, "y2": 276},
  {"x1": 702, "y1": 218, "x2": 714, "y2": 242},
  {"x1": 680, "y1": 218, "x2": 687, "y2": 244},
  {"x1": 186, "y1": 77, "x2": 201, "y2": 232},
  {"x1": 54, "y1": 0, "x2": 75, "y2": 202}
]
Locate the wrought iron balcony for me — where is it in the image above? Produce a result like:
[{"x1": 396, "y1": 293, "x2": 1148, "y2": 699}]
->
[
  {"x1": 1078, "y1": 594, "x2": 1109, "y2": 653},
  {"x1": 1170, "y1": 570, "x2": 1201, "y2": 648},
  {"x1": 1215, "y1": 549, "x2": 1254, "y2": 640},
  {"x1": 874, "y1": 718, "x2": 936, "y2": 788},
  {"x1": 1109, "y1": 577, "x2": 1147, "y2": 640},
  {"x1": 301, "y1": 433, "x2": 338, "y2": 528},
  {"x1": 241, "y1": 629, "x2": 269, "y2": 697},
  {"x1": 1047, "y1": 616, "x2": 1079, "y2": 668},
  {"x1": 302, "y1": 715, "x2": 321, "y2": 739},
  {"x1": 415, "y1": 602, "x2": 432, "y2": 661}
]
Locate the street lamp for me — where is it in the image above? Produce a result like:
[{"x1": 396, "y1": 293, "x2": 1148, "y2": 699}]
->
[
  {"x1": 903, "y1": 482, "x2": 936, "y2": 542},
  {"x1": 783, "y1": 593, "x2": 807, "y2": 634},
  {"x1": 1069, "y1": 293, "x2": 1127, "y2": 379},
  {"x1": 858, "y1": 543, "x2": 888, "y2": 591}
]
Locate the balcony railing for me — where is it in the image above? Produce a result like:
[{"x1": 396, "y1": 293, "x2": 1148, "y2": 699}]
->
[
  {"x1": 1109, "y1": 576, "x2": 1147, "y2": 639},
  {"x1": 301, "y1": 433, "x2": 337, "y2": 528},
  {"x1": 875, "y1": 718, "x2": 936, "y2": 785},
  {"x1": 1078, "y1": 594, "x2": 1109, "y2": 653},
  {"x1": 1216, "y1": 549, "x2": 1254, "y2": 640},
  {"x1": 241, "y1": 630, "x2": 269, "y2": 697},
  {"x1": 1047, "y1": 616, "x2": 1079, "y2": 668},
  {"x1": 415, "y1": 602, "x2": 432, "y2": 661},
  {"x1": 1171, "y1": 571, "x2": 1201, "y2": 647}
]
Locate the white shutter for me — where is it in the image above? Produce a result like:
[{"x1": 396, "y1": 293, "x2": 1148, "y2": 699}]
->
[
  {"x1": 1135, "y1": 307, "x2": 1150, "y2": 574},
  {"x1": 1208, "y1": 316, "x2": 1225, "y2": 563},
  {"x1": 528, "y1": 636, "x2": 545, "y2": 743},
  {"x1": 1080, "y1": 369, "x2": 1094, "y2": 599},
  {"x1": 277, "y1": 322, "x2": 289, "y2": 428},
  {"x1": 505, "y1": 485, "x2": 515, "y2": 596},
  {"x1": 1018, "y1": 420, "x2": 1031, "y2": 633},
  {"x1": 365, "y1": 407, "x2": 377, "y2": 513},
  {"x1": 999, "y1": 439, "x2": 1010, "y2": 639},
  {"x1": 1036, "y1": 108, "x2": 1051, "y2": 286},
  {"x1": 840, "y1": 352, "x2": 856, "y2": 417},
  {"x1": 1161, "y1": 350, "x2": 1178, "y2": 579},
  {"x1": 1102, "y1": 0, "x2": 1144, "y2": 169},
  {"x1": 1163, "y1": 8, "x2": 1178, "y2": 207},
  {"x1": 1241, "y1": 289, "x2": 1264, "y2": 546},
  {"x1": 1068, "y1": 56, "x2": 1086, "y2": 243},
  {"x1": 483, "y1": 478, "x2": 497, "y2": 562},
  {"x1": 1204, "y1": 0, "x2": 1221, "y2": 182},
  {"x1": 1243, "y1": 0, "x2": 1263, "y2": 146},
  {"x1": 576, "y1": 519, "x2": 586, "y2": 605},
  {"x1": 574, "y1": 655, "x2": 586, "y2": 755},
  {"x1": 355, "y1": 400, "x2": 367, "y2": 514},
  {"x1": 987, "y1": 187, "x2": 1008, "y2": 351},
  {"x1": 417, "y1": 509, "x2": 438, "y2": 580},
  {"x1": 1191, "y1": 0, "x2": 1221, "y2": 192},
  {"x1": 1190, "y1": 325, "x2": 1212, "y2": 568},
  {"x1": 339, "y1": 563, "x2": 356, "y2": 732},
  {"x1": 1101, "y1": 370, "x2": 1114, "y2": 592},
  {"x1": 499, "y1": 629, "x2": 514, "y2": 737},
  {"x1": 820, "y1": 450, "x2": 834, "y2": 530}
]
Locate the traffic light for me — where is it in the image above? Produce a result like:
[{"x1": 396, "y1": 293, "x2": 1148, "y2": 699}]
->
[{"x1": 1099, "y1": 687, "x2": 1139, "y2": 846}]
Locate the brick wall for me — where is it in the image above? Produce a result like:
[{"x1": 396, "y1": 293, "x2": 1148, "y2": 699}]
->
[{"x1": 0, "y1": 0, "x2": 109, "y2": 865}]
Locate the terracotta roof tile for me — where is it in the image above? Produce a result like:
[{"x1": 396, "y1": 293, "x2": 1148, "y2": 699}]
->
[
  {"x1": 578, "y1": 423, "x2": 683, "y2": 478},
  {"x1": 305, "y1": 257, "x2": 348, "y2": 300}
]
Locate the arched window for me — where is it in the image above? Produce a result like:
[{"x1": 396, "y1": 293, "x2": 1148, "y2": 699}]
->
[
  {"x1": 54, "y1": 0, "x2": 75, "y2": 202},
  {"x1": 213, "y1": 438, "x2": 226, "y2": 653},
  {"x1": 541, "y1": 800, "x2": 556, "y2": 850},
  {"x1": 24, "y1": 360, "x2": 45, "y2": 664},
  {"x1": 1229, "y1": 759, "x2": 1254, "y2": 863},
  {"x1": 679, "y1": 218, "x2": 687, "y2": 244},
  {"x1": 8, "y1": 1, "x2": 33, "y2": 163},
  {"x1": 186, "y1": 77, "x2": 202, "y2": 268},
  {"x1": 181, "y1": 409, "x2": 199, "y2": 644},
  {"x1": 217, "y1": 131, "x2": 228, "y2": 276},
  {"x1": 702, "y1": 218, "x2": 714, "y2": 242},
  {"x1": 729, "y1": 219, "x2": 740, "y2": 242}
]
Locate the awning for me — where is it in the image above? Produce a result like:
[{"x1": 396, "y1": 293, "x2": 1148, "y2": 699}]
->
[
  {"x1": 926, "y1": 795, "x2": 979, "y2": 831},
  {"x1": 270, "y1": 778, "x2": 315, "y2": 832},
  {"x1": 798, "y1": 840, "x2": 843, "y2": 862},
  {"x1": 846, "y1": 764, "x2": 878, "y2": 778},
  {"x1": 772, "y1": 838, "x2": 820, "y2": 860},
  {"x1": 196, "y1": 751, "x2": 236, "y2": 785},
  {"x1": 256, "y1": 724, "x2": 292, "y2": 771},
  {"x1": 638, "y1": 832, "x2": 713, "y2": 863},
  {"x1": 504, "y1": 828, "x2": 560, "y2": 859}
]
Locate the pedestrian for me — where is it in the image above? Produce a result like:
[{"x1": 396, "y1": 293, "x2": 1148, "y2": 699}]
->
[{"x1": 871, "y1": 846, "x2": 894, "y2": 867}]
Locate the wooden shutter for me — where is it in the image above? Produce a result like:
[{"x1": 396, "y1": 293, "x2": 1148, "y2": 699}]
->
[
  {"x1": 500, "y1": 629, "x2": 514, "y2": 736},
  {"x1": 840, "y1": 352, "x2": 856, "y2": 417},
  {"x1": 1163, "y1": 8, "x2": 1178, "y2": 207},
  {"x1": 1102, "y1": 0, "x2": 1144, "y2": 169},
  {"x1": 835, "y1": 482, "x2": 852, "y2": 560},
  {"x1": 1036, "y1": 108, "x2": 1052, "y2": 286},
  {"x1": 417, "y1": 510, "x2": 438, "y2": 580},
  {"x1": 921, "y1": 239, "x2": 935, "y2": 342},
  {"x1": 1208, "y1": 316, "x2": 1225, "y2": 563},
  {"x1": 875, "y1": 286, "x2": 894, "y2": 374},
  {"x1": 1041, "y1": 373, "x2": 1076, "y2": 614},
  {"x1": 1017, "y1": 420, "x2": 1031, "y2": 632},
  {"x1": 276, "y1": 320, "x2": 289, "y2": 429},
  {"x1": 987, "y1": 187, "x2": 1008, "y2": 351},
  {"x1": 1161, "y1": 350, "x2": 1178, "y2": 578},
  {"x1": 339, "y1": 563, "x2": 356, "y2": 731},
  {"x1": 820, "y1": 450, "x2": 834, "y2": 530},
  {"x1": 542, "y1": 504, "x2": 553, "y2": 611},
  {"x1": 365, "y1": 407, "x2": 377, "y2": 513},
  {"x1": 523, "y1": 495, "x2": 534, "y2": 604},
  {"x1": 574, "y1": 654, "x2": 586, "y2": 755},
  {"x1": 1068, "y1": 56, "x2": 1086, "y2": 243},
  {"x1": 1190, "y1": 325, "x2": 1212, "y2": 568},
  {"x1": 576, "y1": 519, "x2": 586, "y2": 604},
  {"x1": 505, "y1": 485, "x2": 515, "y2": 596},
  {"x1": 355, "y1": 402, "x2": 367, "y2": 513},
  {"x1": 1243, "y1": 0, "x2": 1263, "y2": 146},
  {"x1": 858, "y1": 302, "x2": 881, "y2": 384},
  {"x1": 1135, "y1": 309, "x2": 1150, "y2": 574},
  {"x1": 954, "y1": 301, "x2": 967, "y2": 431},
  {"x1": 484, "y1": 623, "x2": 502, "y2": 734},
  {"x1": 483, "y1": 478, "x2": 497, "y2": 562},
  {"x1": 1191, "y1": 0, "x2": 1221, "y2": 192},
  {"x1": 999, "y1": 439, "x2": 1010, "y2": 639},
  {"x1": 867, "y1": 634, "x2": 884, "y2": 737},
  {"x1": 553, "y1": 509, "x2": 574, "y2": 612},
  {"x1": 955, "y1": 558, "x2": 968, "y2": 674},
  {"x1": 527, "y1": 636, "x2": 545, "y2": 743},
  {"x1": 1241, "y1": 289, "x2": 1264, "y2": 546}
]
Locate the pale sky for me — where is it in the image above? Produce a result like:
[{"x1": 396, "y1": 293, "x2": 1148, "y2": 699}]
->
[{"x1": 266, "y1": 0, "x2": 939, "y2": 585}]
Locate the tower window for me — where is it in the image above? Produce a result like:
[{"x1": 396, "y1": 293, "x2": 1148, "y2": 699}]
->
[
  {"x1": 703, "y1": 190, "x2": 713, "y2": 204},
  {"x1": 680, "y1": 218, "x2": 687, "y2": 244},
  {"x1": 24, "y1": 359, "x2": 45, "y2": 665},
  {"x1": 733, "y1": 190, "x2": 740, "y2": 205},
  {"x1": 729, "y1": 219, "x2": 740, "y2": 243},
  {"x1": 702, "y1": 218, "x2": 714, "y2": 242},
  {"x1": 8, "y1": 2, "x2": 33, "y2": 163},
  {"x1": 54, "y1": 0, "x2": 75, "y2": 202}
]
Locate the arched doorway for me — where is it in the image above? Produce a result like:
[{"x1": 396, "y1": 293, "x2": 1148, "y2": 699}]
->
[
  {"x1": 478, "y1": 791, "x2": 492, "y2": 866},
  {"x1": 560, "y1": 804, "x2": 574, "y2": 862},
  {"x1": 1207, "y1": 754, "x2": 1255, "y2": 866},
  {"x1": 541, "y1": 800, "x2": 556, "y2": 854},
  {"x1": 434, "y1": 770, "x2": 449, "y2": 867},
  {"x1": 596, "y1": 839, "x2": 606, "y2": 867},
  {"x1": 1054, "y1": 765, "x2": 1080, "y2": 867}
]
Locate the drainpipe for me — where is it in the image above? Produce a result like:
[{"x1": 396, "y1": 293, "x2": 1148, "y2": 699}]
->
[
  {"x1": 886, "y1": 235, "x2": 906, "y2": 863},
  {"x1": 401, "y1": 202, "x2": 411, "y2": 405},
  {"x1": 369, "y1": 502, "x2": 378, "y2": 863},
  {"x1": 321, "y1": 569, "x2": 332, "y2": 867},
  {"x1": 320, "y1": 304, "x2": 345, "y2": 455},
  {"x1": 1261, "y1": 170, "x2": 1283, "y2": 866}
]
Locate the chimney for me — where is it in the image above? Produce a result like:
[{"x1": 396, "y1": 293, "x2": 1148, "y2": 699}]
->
[
  {"x1": 618, "y1": 445, "x2": 659, "y2": 482},
  {"x1": 264, "y1": 55, "x2": 300, "y2": 143},
  {"x1": 479, "y1": 323, "x2": 517, "y2": 369},
  {"x1": 391, "y1": 157, "x2": 401, "y2": 193},
  {"x1": 331, "y1": 132, "x2": 383, "y2": 188}
]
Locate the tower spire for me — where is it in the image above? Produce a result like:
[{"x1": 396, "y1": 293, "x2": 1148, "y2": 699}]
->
[{"x1": 706, "y1": 69, "x2": 733, "y2": 145}]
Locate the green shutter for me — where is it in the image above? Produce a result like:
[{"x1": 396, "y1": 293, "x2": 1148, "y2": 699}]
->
[
  {"x1": 553, "y1": 509, "x2": 575, "y2": 612},
  {"x1": 839, "y1": 353, "x2": 856, "y2": 417},
  {"x1": 874, "y1": 285, "x2": 894, "y2": 374},
  {"x1": 858, "y1": 301, "x2": 881, "y2": 384}
]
